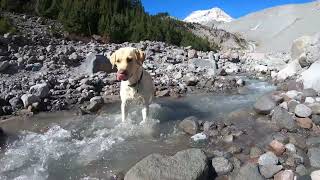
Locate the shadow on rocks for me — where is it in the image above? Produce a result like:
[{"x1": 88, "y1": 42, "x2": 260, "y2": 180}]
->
[{"x1": 207, "y1": 158, "x2": 218, "y2": 180}]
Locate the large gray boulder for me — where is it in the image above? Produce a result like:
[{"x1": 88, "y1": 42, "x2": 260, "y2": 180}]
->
[
  {"x1": 124, "y1": 149, "x2": 208, "y2": 180},
  {"x1": 254, "y1": 95, "x2": 276, "y2": 115},
  {"x1": 20, "y1": 94, "x2": 40, "y2": 108},
  {"x1": 272, "y1": 106, "x2": 296, "y2": 131},
  {"x1": 299, "y1": 61, "x2": 320, "y2": 92},
  {"x1": 295, "y1": 104, "x2": 312, "y2": 117},
  {"x1": 87, "y1": 53, "x2": 115, "y2": 74},
  {"x1": 29, "y1": 83, "x2": 50, "y2": 98}
]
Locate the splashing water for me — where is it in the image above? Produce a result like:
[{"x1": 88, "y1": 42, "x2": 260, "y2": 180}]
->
[{"x1": 0, "y1": 80, "x2": 275, "y2": 179}]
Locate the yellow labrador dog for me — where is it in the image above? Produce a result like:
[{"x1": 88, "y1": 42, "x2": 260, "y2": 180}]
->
[{"x1": 110, "y1": 47, "x2": 154, "y2": 124}]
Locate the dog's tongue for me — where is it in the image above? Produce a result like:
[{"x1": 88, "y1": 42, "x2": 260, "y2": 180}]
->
[{"x1": 116, "y1": 72, "x2": 127, "y2": 81}]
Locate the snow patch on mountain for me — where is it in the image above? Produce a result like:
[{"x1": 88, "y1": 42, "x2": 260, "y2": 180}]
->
[{"x1": 184, "y1": 7, "x2": 233, "y2": 25}]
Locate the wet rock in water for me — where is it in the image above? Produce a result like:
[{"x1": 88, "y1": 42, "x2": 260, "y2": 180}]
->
[
  {"x1": 179, "y1": 116, "x2": 199, "y2": 135},
  {"x1": 0, "y1": 61, "x2": 9, "y2": 72},
  {"x1": 236, "y1": 79, "x2": 245, "y2": 86},
  {"x1": 254, "y1": 95, "x2": 276, "y2": 115},
  {"x1": 272, "y1": 106, "x2": 296, "y2": 131},
  {"x1": 295, "y1": 104, "x2": 312, "y2": 118},
  {"x1": 87, "y1": 96, "x2": 104, "y2": 112},
  {"x1": 258, "y1": 151, "x2": 279, "y2": 166},
  {"x1": 259, "y1": 164, "x2": 283, "y2": 179},
  {"x1": 296, "y1": 117, "x2": 313, "y2": 129},
  {"x1": 269, "y1": 140, "x2": 286, "y2": 155},
  {"x1": 234, "y1": 163, "x2": 264, "y2": 180},
  {"x1": 308, "y1": 147, "x2": 320, "y2": 168},
  {"x1": 274, "y1": 170, "x2": 294, "y2": 180},
  {"x1": 211, "y1": 157, "x2": 233, "y2": 175},
  {"x1": 250, "y1": 146, "x2": 263, "y2": 158},
  {"x1": 21, "y1": 94, "x2": 40, "y2": 108},
  {"x1": 311, "y1": 170, "x2": 320, "y2": 180},
  {"x1": 29, "y1": 83, "x2": 50, "y2": 98},
  {"x1": 88, "y1": 54, "x2": 115, "y2": 74},
  {"x1": 124, "y1": 149, "x2": 208, "y2": 180}
]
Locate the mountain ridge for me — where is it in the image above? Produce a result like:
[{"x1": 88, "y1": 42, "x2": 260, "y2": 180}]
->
[
  {"x1": 217, "y1": 1, "x2": 320, "y2": 52},
  {"x1": 184, "y1": 7, "x2": 233, "y2": 26}
]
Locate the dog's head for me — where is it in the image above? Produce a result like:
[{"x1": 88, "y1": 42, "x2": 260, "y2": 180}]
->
[{"x1": 110, "y1": 47, "x2": 145, "y2": 81}]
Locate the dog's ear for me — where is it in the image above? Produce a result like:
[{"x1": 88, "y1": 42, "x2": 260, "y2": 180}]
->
[
  {"x1": 110, "y1": 52, "x2": 116, "y2": 69},
  {"x1": 135, "y1": 49, "x2": 145, "y2": 65}
]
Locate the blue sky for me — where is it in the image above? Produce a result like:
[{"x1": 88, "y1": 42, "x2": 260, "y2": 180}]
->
[{"x1": 141, "y1": 0, "x2": 314, "y2": 19}]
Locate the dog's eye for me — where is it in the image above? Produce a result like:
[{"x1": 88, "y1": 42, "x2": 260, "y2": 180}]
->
[
  {"x1": 116, "y1": 60, "x2": 120, "y2": 63},
  {"x1": 127, "y1": 58, "x2": 133, "y2": 63}
]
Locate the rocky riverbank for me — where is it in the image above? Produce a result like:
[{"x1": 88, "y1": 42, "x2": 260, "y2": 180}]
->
[
  {"x1": 0, "y1": 12, "x2": 286, "y2": 118},
  {"x1": 122, "y1": 33, "x2": 320, "y2": 180}
]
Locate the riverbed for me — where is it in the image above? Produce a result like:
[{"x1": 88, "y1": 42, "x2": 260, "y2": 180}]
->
[{"x1": 0, "y1": 80, "x2": 275, "y2": 180}]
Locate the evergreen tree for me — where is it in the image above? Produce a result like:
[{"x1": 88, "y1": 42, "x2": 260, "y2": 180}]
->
[{"x1": 1, "y1": 0, "x2": 216, "y2": 51}]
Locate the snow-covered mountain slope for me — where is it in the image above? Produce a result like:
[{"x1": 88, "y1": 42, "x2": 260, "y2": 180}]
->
[
  {"x1": 218, "y1": 2, "x2": 320, "y2": 52},
  {"x1": 184, "y1": 7, "x2": 233, "y2": 26}
]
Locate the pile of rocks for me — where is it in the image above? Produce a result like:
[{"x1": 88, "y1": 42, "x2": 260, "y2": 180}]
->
[{"x1": 0, "y1": 12, "x2": 259, "y2": 117}]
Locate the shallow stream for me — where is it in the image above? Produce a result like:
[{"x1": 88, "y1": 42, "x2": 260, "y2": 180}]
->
[{"x1": 0, "y1": 80, "x2": 276, "y2": 180}]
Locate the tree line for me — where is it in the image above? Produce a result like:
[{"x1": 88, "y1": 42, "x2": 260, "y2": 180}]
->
[{"x1": 0, "y1": 0, "x2": 216, "y2": 51}]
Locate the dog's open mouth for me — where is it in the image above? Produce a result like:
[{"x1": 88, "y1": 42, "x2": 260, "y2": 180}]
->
[{"x1": 116, "y1": 71, "x2": 128, "y2": 81}]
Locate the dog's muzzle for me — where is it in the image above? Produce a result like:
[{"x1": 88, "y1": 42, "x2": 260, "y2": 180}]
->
[{"x1": 116, "y1": 70, "x2": 128, "y2": 81}]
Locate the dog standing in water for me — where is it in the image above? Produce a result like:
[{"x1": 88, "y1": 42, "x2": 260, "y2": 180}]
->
[{"x1": 110, "y1": 47, "x2": 154, "y2": 124}]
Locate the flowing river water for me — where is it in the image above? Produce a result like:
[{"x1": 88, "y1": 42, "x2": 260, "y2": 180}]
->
[{"x1": 0, "y1": 80, "x2": 276, "y2": 180}]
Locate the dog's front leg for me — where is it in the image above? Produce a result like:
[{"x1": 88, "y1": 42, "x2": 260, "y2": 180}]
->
[
  {"x1": 140, "y1": 103, "x2": 149, "y2": 124},
  {"x1": 121, "y1": 101, "x2": 128, "y2": 123}
]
